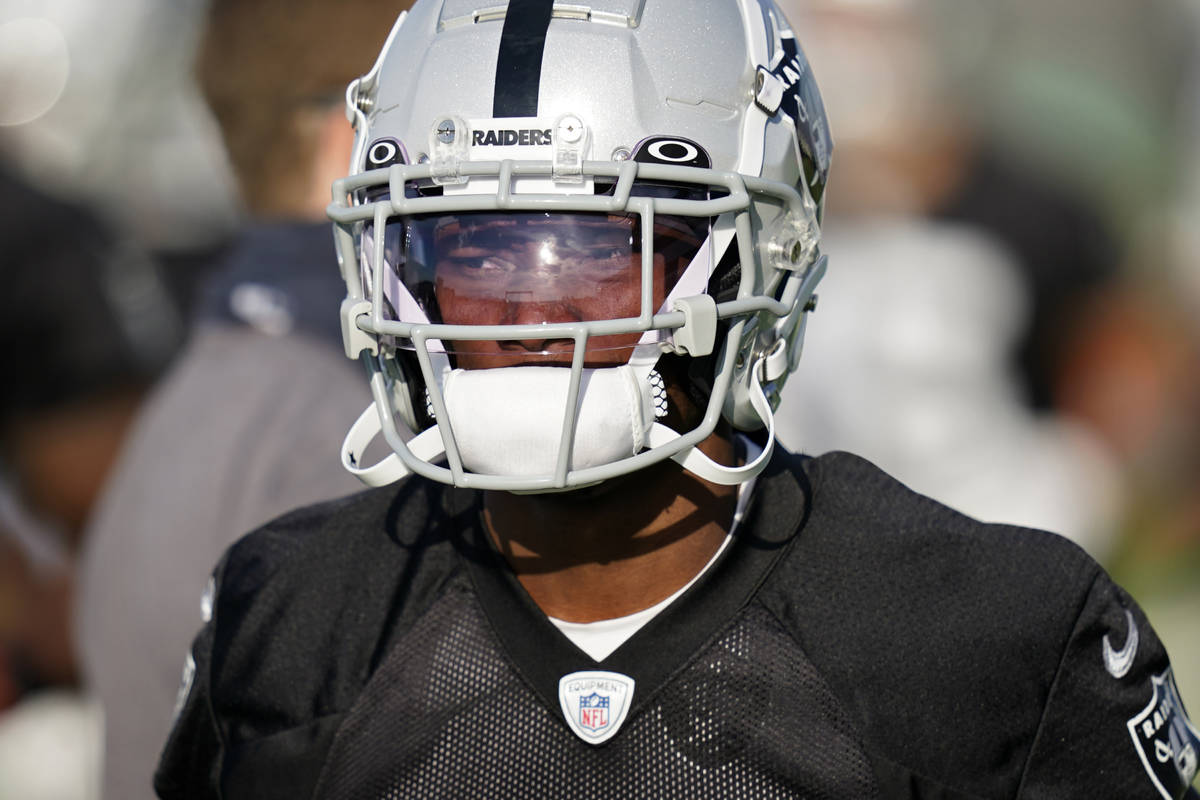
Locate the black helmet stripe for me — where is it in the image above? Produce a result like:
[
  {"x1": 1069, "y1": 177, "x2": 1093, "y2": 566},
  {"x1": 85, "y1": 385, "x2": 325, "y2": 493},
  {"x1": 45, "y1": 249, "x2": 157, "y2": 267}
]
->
[{"x1": 492, "y1": 0, "x2": 556, "y2": 117}]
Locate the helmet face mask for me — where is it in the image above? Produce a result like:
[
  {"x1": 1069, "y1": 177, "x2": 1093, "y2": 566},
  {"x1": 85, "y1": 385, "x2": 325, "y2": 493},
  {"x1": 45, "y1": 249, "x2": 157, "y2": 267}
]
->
[{"x1": 330, "y1": 0, "x2": 832, "y2": 492}]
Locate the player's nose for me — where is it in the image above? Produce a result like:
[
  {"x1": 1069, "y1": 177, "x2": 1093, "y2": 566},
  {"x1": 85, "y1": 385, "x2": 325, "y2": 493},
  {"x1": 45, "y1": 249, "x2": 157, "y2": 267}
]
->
[{"x1": 498, "y1": 295, "x2": 580, "y2": 353}]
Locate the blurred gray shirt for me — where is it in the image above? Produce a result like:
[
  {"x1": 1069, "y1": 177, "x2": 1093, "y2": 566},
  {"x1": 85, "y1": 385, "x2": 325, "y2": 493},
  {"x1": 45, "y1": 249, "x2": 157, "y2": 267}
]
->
[{"x1": 76, "y1": 322, "x2": 369, "y2": 800}]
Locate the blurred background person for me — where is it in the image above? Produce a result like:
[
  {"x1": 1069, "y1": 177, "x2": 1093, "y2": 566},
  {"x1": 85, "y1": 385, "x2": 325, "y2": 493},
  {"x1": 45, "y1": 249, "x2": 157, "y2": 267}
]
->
[
  {"x1": 0, "y1": 0, "x2": 236, "y2": 297},
  {"x1": 0, "y1": 163, "x2": 182, "y2": 800},
  {"x1": 71, "y1": 1, "x2": 411, "y2": 797},
  {"x1": 1090, "y1": 0, "x2": 1200, "y2": 717},
  {"x1": 776, "y1": 0, "x2": 1128, "y2": 554},
  {"x1": 775, "y1": 0, "x2": 1200, "y2": 707},
  {"x1": 1, "y1": 0, "x2": 406, "y2": 797}
]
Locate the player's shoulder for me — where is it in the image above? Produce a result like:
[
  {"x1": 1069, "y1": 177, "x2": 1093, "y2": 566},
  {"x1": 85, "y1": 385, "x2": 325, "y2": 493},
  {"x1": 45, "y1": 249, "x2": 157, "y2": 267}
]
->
[
  {"x1": 220, "y1": 474, "x2": 451, "y2": 582},
  {"x1": 770, "y1": 448, "x2": 1102, "y2": 644},
  {"x1": 794, "y1": 448, "x2": 1097, "y2": 583},
  {"x1": 758, "y1": 449, "x2": 1122, "y2": 793},
  {"x1": 218, "y1": 484, "x2": 396, "y2": 588},
  {"x1": 213, "y1": 475, "x2": 467, "y2": 628},
  {"x1": 199, "y1": 477, "x2": 473, "y2": 740}
]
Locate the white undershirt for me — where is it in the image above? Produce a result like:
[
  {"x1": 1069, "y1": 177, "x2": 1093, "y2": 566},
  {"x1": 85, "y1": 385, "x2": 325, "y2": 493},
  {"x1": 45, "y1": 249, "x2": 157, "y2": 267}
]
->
[{"x1": 548, "y1": 439, "x2": 762, "y2": 662}]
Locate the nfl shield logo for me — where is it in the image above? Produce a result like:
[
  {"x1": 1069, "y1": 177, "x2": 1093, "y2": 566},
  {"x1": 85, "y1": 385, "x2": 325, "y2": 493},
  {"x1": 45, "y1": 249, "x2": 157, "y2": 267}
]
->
[
  {"x1": 578, "y1": 692, "x2": 610, "y2": 732},
  {"x1": 558, "y1": 670, "x2": 635, "y2": 745}
]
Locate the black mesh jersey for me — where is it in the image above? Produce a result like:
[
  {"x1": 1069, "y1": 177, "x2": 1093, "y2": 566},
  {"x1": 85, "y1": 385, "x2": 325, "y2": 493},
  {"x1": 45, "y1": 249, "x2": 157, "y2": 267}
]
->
[{"x1": 156, "y1": 450, "x2": 1200, "y2": 800}]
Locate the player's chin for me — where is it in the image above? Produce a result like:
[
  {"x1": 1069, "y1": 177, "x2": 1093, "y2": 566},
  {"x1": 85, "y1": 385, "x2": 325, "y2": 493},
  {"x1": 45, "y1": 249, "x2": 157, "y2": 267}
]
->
[{"x1": 530, "y1": 453, "x2": 680, "y2": 504}]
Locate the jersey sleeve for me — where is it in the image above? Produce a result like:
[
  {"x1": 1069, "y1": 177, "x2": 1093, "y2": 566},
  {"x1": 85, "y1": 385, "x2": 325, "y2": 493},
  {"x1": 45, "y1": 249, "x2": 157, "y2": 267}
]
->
[
  {"x1": 1019, "y1": 570, "x2": 1200, "y2": 799},
  {"x1": 153, "y1": 567, "x2": 224, "y2": 800}
]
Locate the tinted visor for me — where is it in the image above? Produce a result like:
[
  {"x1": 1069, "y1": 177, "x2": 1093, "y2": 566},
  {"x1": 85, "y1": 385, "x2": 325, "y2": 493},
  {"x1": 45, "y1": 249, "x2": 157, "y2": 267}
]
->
[{"x1": 364, "y1": 211, "x2": 709, "y2": 366}]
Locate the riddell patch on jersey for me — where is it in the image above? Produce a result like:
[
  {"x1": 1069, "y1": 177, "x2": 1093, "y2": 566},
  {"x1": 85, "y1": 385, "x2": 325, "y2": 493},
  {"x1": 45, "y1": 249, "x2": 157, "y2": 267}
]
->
[
  {"x1": 558, "y1": 670, "x2": 635, "y2": 745},
  {"x1": 1128, "y1": 668, "x2": 1200, "y2": 799}
]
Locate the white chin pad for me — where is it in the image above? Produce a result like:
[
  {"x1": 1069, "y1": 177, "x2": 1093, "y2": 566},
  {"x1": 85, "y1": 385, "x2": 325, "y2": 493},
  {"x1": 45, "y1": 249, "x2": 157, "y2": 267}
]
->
[{"x1": 441, "y1": 365, "x2": 654, "y2": 478}]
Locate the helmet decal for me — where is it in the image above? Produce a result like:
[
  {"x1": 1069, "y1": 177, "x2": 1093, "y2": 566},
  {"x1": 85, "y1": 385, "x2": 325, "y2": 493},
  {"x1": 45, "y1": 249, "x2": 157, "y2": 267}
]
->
[
  {"x1": 492, "y1": 0, "x2": 555, "y2": 117},
  {"x1": 631, "y1": 137, "x2": 712, "y2": 169},
  {"x1": 769, "y1": 29, "x2": 833, "y2": 187},
  {"x1": 472, "y1": 127, "x2": 555, "y2": 147},
  {"x1": 364, "y1": 137, "x2": 407, "y2": 171}
]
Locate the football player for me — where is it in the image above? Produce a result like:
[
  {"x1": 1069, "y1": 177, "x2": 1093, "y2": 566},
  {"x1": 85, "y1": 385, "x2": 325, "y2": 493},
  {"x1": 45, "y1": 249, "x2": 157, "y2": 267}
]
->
[{"x1": 157, "y1": 1, "x2": 1200, "y2": 798}]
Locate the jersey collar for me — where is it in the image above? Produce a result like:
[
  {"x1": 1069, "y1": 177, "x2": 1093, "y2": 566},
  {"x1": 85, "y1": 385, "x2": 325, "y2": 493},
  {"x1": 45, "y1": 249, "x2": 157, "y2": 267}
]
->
[{"x1": 452, "y1": 449, "x2": 811, "y2": 730}]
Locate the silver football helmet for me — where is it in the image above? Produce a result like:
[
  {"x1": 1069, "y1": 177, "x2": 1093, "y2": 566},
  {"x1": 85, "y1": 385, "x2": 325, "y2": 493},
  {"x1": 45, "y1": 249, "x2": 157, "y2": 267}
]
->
[{"x1": 331, "y1": 0, "x2": 832, "y2": 492}]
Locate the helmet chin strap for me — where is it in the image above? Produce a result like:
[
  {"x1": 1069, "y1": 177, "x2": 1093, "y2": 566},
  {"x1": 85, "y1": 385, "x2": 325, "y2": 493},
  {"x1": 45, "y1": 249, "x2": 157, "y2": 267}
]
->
[
  {"x1": 342, "y1": 401, "x2": 444, "y2": 487},
  {"x1": 646, "y1": 352, "x2": 777, "y2": 485},
  {"x1": 341, "y1": 356, "x2": 777, "y2": 490}
]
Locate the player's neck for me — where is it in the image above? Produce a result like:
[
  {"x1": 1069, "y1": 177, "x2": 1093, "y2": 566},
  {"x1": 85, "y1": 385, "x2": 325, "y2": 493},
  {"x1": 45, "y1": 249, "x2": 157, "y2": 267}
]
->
[{"x1": 481, "y1": 432, "x2": 737, "y2": 623}]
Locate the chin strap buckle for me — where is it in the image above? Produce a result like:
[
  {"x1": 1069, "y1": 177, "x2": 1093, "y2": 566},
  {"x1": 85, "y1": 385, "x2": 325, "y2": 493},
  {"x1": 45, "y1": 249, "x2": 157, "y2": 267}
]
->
[
  {"x1": 646, "y1": 352, "x2": 776, "y2": 486},
  {"x1": 760, "y1": 337, "x2": 790, "y2": 384}
]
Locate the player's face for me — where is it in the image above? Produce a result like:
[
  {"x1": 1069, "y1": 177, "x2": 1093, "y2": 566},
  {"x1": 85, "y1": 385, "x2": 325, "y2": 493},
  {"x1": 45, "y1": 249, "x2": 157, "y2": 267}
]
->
[{"x1": 428, "y1": 212, "x2": 698, "y2": 369}]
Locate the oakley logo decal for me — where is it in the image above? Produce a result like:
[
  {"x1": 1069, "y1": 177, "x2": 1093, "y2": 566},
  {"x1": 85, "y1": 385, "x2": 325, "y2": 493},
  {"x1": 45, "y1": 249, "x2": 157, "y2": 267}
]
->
[
  {"x1": 365, "y1": 138, "x2": 406, "y2": 169},
  {"x1": 631, "y1": 136, "x2": 711, "y2": 169},
  {"x1": 647, "y1": 140, "x2": 699, "y2": 163}
]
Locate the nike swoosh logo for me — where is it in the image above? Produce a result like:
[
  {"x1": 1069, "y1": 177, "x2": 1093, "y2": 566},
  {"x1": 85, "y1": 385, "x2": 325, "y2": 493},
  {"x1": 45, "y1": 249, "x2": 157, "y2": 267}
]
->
[{"x1": 1103, "y1": 608, "x2": 1139, "y2": 679}]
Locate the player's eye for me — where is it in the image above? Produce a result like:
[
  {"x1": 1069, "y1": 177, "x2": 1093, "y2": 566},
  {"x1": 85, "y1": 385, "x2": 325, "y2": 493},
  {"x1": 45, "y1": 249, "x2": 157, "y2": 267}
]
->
[{"x1": 445, "y1": 249, "x2": 518, "y2": 276}]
